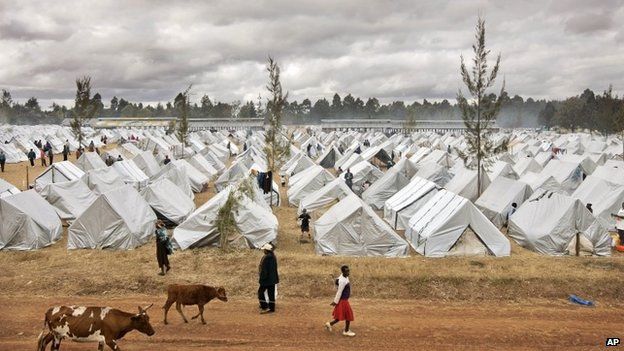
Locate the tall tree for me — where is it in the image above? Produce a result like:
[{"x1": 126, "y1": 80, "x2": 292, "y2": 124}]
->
[
  {"x1": 110, "y1": 96, "x2": 119, "y2": 114},
  {"x1": 71, "y1": 76, "x2": 96, "y2": 148},
  {"x1": 264, "y1": 56, "x2": 290, "y2": 206},
  {"x1": 456, "y1": 17, "x2": 506, "y2": 196},
  {"x1": 25, "y1": 97, "x2": 40, "y2": 112},
  {"x1": 175, "y1": 85, "x2": 192, "y2": 152}
]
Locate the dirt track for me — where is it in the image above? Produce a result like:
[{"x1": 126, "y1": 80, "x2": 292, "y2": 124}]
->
[{"x1": 0, "y1": 295, "x2": 619, "y2": 350}]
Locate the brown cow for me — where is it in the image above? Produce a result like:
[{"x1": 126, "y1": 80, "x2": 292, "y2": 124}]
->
[
  {"x1": 163, "y1": 284, "x2": 227, "y2": 325},
  {"x1": 37, "y1": 304, "x2": 155, "y2": 351}
]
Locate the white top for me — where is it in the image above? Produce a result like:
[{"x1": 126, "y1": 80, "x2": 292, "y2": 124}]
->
[
  {"x1": 617, "y1": 208, "x2": 624, "y2": 230},
  {"x1": 333, "y1": 275, "x2": 349, "y2": 304}
]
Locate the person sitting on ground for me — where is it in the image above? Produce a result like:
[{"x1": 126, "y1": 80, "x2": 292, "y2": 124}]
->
[
  {"x1": 116, "y1": 154, "x2": 123, "y2": 162},
  {"x1": 105, "y1": 155, "x2": 114, "y2": 166},
  {"x1": 163, "y1": 155, "x2": 171, "y2": 165},
  {"x1": 586, "y1": 203, "x2": 593, "y2": 214},
  {"x1": 298, "y1": 209, "x2": 312, "y2": 241}
]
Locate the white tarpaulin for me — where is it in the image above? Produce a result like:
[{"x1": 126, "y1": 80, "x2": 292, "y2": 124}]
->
[
  {"x1": 68, "y1": 185, "x2": 156, "y2": 250},
  {"x1": 405, "y1": 189, "x2": 510, "y2": 257},
  {"x1": 475, "y1": 177, "x2": 533, "y2": 228},
  {"x1": 84, "y1": 167, "x2": 126, "y2": 195},
  {"x1": 34, "y1": 161, "x2": 85, "y2": 192},
  {"x1": 0, "y1": 190, "x2": 62, "y2": 250},
  {"x1": 384, "y1": 177, "x2": 441, "y2": 230},
  {"x1": 298, "y1": 177, "x2": 352, "y2": 215},
  {"x1": 76, "y1": 152, "x2": 107, "y2": 172},
  {"x1": 362, "y1": 158, "x2": 416, "y2": 210},
  {"x1": 40, "y1": 179, "x2": 98, "y2": 220},
  {"x1": 287, "y1": 165, "x2": 335, "y2": 206},
  {"x1": 0, "y1": 178, "x2": 20, "y2": 198},
  {"x1": 314, "y1": 194, "x2": 409, "y2": 257},
  {"x1": 141, "y1": 178, "x2": 195, "y2": 225}
]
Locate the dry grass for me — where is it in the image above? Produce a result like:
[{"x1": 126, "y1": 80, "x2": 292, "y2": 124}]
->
[{"x1": 0, "y1": 151, "x2": 622, "y2": 303}]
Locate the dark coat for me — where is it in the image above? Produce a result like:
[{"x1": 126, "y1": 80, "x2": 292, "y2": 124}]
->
[{"x1": 259, "y1": 252, "x2": 279, "y2": 286}]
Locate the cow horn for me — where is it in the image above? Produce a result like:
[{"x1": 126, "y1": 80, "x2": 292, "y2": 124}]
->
[{"x1": 143, "y1": 303, "x2": 154, "y2": 312}]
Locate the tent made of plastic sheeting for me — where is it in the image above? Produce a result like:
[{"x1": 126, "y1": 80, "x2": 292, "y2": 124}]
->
[
  {"x1": 383, "y1": 177, "x2": 441, "y2": 230},
  {"x1": 317, "y1": 144, "x2": 342, "y2": 168},
  {"x1": 0, "y1": 143, "x2": 27, "y2": 163},
  {"x1": 173, "y1": 159, "x2": 209, "y2": 193},
  {"x1": 172, "y1": 186, "x2": 277, "y2": 250},
  {"x1": 281, "y1": 153, "x2": 315, "y2": 176},
  {"x1": 40, "y1": 179, "x2": 98, "y2": 220},
  {"x1": 557, "y1": 154, "x2": 597, "y2": 175},
  {"x1": 362, "y1": 158, "x2": 416, "y2": 210},
  {"x1": 417, "y1": 149, "x2": 455, "y2": 168},
  {"x1": 112, "y1": 160, "x2": 149, "y2": 190},
  {"x1": 475, "y1": 177, "x2": 533, "y2": 228},
  {"x1": 68, "y1": 185, "x2": 157, "y2": 250},
  {"x1": 34, "y1": 161, "x2": 85, "y2": 192},
  {"x1": 287, "y1": 166, "x2": 335, "y2": 206},
  {"x1": 121, "y1": 143, "x2": 143, "y2": 158},
  {"x1": 518, "y1": 171, "x2": 560, "y2": 193},
  {"x1": 0, "y1": 178, "x2": 20, "y2": 198},
  {"x1": 188, "y1": 154, "x2": 218, "y2": 179},
  {"x1": 408, "y1": 148, "x2": 432, "y2": 164},
  {"x1": 592, "y1": 160, "x2": 624, "y2": 185},
  {"x1": 132, "y1": 151, "x2": 161, "y2": 178},
  {"x1": 150, "y1": 162, "x2": 194, "y2": 200},
  {"x1": 571, "y1": 175, "x2": 624, "y2": 230},
  {"x1": 298, "y1": 177, "x2": 352, "y2": 215},
  {"x1": 215, "y1": 162, "x2": 248, "y2": 192},
  {"x1": 0, "y1": 190, "x2": 62, "y2": 250},
  {"x1": 337, "y1": 153, "x2": 364, "y2": 172},
  {"x1": 405, "y1": 190, "x2": 511, "y2": 257},
  {"x1": 412, "y1": 162, "x2": 452, "y2": 187},
  {"x1": 314, "y1": 194, "x2": 409, "y2": 257},
  {"x1": 84, "y1": 167, "x2": 126, "y2": 195},
  {"x1": 141, "y1": 178, "x2": 195, "y2": 225},
  {"x1": 349, "y1": 160, "x2": 384, "y2": 195},
  {"x1": 488, "y1": 160, "x2": 519, "y2": 181},
  {"x1": 444, "y1": 167, "x2": 491, "y2": 202},
  {"x1": 200, "y1": 148, "x2": 226, "y2": 173},
  {"x1": 508, "y1": 191, "x2": 611, "y2": 256},
  {"x1": 76, "y1": 152, "x2": 107, "y2": 172},
  {"x1": 540, "y1": 160, "x2": 584, "y2": 194},
  {"x1": 513, "y1": 156, "x2": 543, "y2": 176}
]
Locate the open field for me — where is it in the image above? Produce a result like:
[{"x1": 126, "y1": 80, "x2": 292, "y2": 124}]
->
[{"x1": 1, "y1": 151, "x2": 623, "y2": 349}]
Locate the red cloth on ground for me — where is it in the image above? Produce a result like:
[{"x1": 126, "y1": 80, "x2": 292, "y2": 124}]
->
[{"x1": 332, "y1": 299, "x2": 354, "y2": 321}]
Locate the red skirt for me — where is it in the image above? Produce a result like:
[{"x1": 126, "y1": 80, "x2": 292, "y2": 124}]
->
[{"x1": 332, "y1": 299, "x2": 354, "y2": 321}]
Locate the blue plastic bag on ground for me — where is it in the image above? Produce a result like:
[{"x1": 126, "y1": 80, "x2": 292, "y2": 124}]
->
[{"x1": 569, "y1": 294, "x2": 594, "y2": 306}]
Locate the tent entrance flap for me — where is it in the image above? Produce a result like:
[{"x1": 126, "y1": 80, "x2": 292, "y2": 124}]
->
[
  {"x1": 446, "y1": 227, "x2": 494, "y2": 257},
  {"x1": 565, "y1": 233, "x2": 595, "y2": 256}
]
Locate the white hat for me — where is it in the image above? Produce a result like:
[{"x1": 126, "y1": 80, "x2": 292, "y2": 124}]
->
[{"x1": 260, "y1": 243, "x2": 274, "y2": 251}]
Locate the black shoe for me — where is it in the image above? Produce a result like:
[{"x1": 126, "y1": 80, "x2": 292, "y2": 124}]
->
[{"x1": 260, "y1": 309, "x2": 274, "y2": 314}]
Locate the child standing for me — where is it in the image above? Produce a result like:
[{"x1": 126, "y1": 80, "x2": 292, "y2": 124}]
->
[{"x1": 325, "y1": 265, "x2": 355, "y2": 337}]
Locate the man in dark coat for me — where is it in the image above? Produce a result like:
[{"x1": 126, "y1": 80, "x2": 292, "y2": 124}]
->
[
  {"x1": 0, "y1": 150, "x2": 5, "y2": 172},
  {"x1": 62, "y1": 141, "x2": 69, "y2": 161},
  {"x1": 344, "y1": 168, "x2": 354, "y2": 190},
  {"x1": 163, "y1": 155, "x2": 171, "y2": 165},
  {"x1": 27, "y1": 149, "x2": 36, "y2": 167},
  {"x1": 47, "y1": 147, "x2": 54, "y2": 165},
  {"x1": 258, "y1": 243, "x2": 279, "y2": 314}
]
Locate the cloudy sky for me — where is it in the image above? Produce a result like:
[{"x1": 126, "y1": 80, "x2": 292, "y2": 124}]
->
[{"x1": 1, "y1": 0, "x2": 623, "y2": 108}]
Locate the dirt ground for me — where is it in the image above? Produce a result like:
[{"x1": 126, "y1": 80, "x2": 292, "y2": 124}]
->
[
  {"x1": 1, "y1": 145, "x2": 624, "y2": 350},
  {"x1": 0, "y1": 295, "x2": 619, "y2": 351}
]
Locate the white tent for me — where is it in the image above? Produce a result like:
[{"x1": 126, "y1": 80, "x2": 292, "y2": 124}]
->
[
  {"x1": 112, "y1": 160, "x2": 150, "y2": 190},
  {"x1": 405, "y1": 190, "x2": 510, "y2": 257},
  {"x1": 314, "y1": 194, "x2": 409, "y2": 257},
  {"x1": 281, "y1": 153, "x2": 315, "y2": 176},
  {"x1": 316, "y1": 144, "x2": 342, "y2": 168},
  {"x1": 540, "y1": 160, "x2": 584, "y2": 193},
  {"x1": 132, "y1": 151, "x2": 162, "y2": 178},
  {"x1": 298, "y1": 177, "x2": 352, "y2": 215},
  {"x1": 571, "y1": 175, "x2": 624, "y2": 230},
  {"x1": 141, "y1": 178, "x2": 196, "y2": 225},
  {"x1": 84, "y1": 167, "x2": 126, "y2": 195},
  {"x1": 173, "y1": 185, "x2": 277, "y2": 250},
  {"x1": 150, "y1": 162, "x2": 194, "y2": 200},
  {"x1": 287, "y1": 165, "x2": 335, "y2": 206},
  {"x1": 68, "y1": 185, "x2": 157, "y2": 250},
  {"x1": 513, "y1": 155, "x2": 543, "y2": 176},
  {"x1": 592, "y1": 160, "x2": 624, "y2": 185},
  {"x1": 188, "y1": 154, "x2": 219, "y2": 179},
  {"x1": 173, "y1": 159, "x2": 209, "y2": 192},
  {"x1": 76, "y1": 152, "x2": 107, "y2": 172},
  {"x1": 0, "y1": 143, "x2": 27, "y2": 163},
  {"x1": 383, "y1": 177, "x2": 441, "y2": 230},
  {"x1": 475, "y1": 177, "x2": 533, "y2": 228},
  {"x1": 362, "y1": 158, "x2": 416, "y2": 210},
  {"x1": 508, "y1": 191, "x2": 611, "y2": 256},
  {"x1": 518, "y1": 171, "x2": 560, "y2": 192},
  {"x1": 444, "y1": 167, "x2": 491, "y2": 202},
  {"x1": 40, "y1": 179, "x2": 98, "y2": 220},
  {"x1": 0, "y1": 178, "x2": 20, "y2": 198},
  {"x1": 34, "y1": 161, "x2": 85, "y2": 192},
  {"x1": 0, "y1": 190, "x2": 63, "y2": 250},
  {"x1": 412, "y1": 162, "x2": 452, "y2": 187},
  {"x1": 349, "y1": 160, "x2": 384, "y2": 194}
]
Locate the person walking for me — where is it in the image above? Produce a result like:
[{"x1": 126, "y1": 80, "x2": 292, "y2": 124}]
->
[
  {"x1": 258, "y1": 243, "x2": 279, "y2": 314},
  {"x1": 298, "y1": 209, "x2": 312, "y2": 241},
  {"x1": 344, "y1": 168, "x2": 354, "y2": 190},
  {"x1": 155, "y1": 220, "x2": 172, "y2": 276},
  {"x1": 47, "y1": 147, "x2": 54, "y2": 165},
  {"x1": 40, "y1": 148, "x2": 47, "y2": 167},
  {"x1": 0, "y1": 150, "x2": 5, "y2": 172},
  {"x1": 27, "y1": 149, "x2": 36, "y2": 167},
  {"x1": 325, "y1": 265, "x2": 355, "y2": 337}
]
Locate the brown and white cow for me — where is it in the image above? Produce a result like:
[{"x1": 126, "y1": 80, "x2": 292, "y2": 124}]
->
[
  {"x1": 37, "y1": 304, "x2": 155, "y2": 351},
  {"x1": 163, "y1": 284, "x2": 228, "y2": 325}
]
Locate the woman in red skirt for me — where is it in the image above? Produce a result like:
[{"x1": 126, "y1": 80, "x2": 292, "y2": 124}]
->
[{"x1": 325, "y1": 265, "x2": 355, "y2": 337}]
